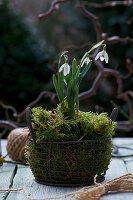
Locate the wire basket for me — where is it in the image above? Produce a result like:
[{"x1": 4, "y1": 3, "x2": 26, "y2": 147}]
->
[{"x1": 26, "y1": 107, "x2": 118, "y2": 187}]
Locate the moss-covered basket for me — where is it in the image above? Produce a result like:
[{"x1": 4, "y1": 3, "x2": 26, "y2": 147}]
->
[{"x1": 25, "y1": 105, "x2": 118, "y2": 187}]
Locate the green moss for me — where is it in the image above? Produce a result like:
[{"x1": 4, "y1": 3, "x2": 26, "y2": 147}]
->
[
  {"x1": 25, "y1": 105, "x2": 117, "y2": 185},
  {"x1": 30, "y1": 105, "x2": 116, "y2": 142}
]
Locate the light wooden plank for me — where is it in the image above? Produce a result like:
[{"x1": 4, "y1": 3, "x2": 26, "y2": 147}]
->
[
  {"x1": 1, "y1": 139, "x2": 7, "y2": 156},
  {"x1": 1, "y1": 140, "x2": 80, "y2": 200},
  {"x1": 113, "y1": 137, "x2": 133, "y2": 146},
  {"x1": 0, "y1": 163, "x2": 19, "y2": 199},
  {"x1": 102, "y1": 138, "x2": 133, "y2": 200},
  {"x1": 5, "y1": 165, "x2": 32, "y2": 200},
  {"x1": 0, "y1": 140, "x2": 28, "y2": 199},
  {"x1": 102, "y1": 159, "x2": 130, "y2": 200}
]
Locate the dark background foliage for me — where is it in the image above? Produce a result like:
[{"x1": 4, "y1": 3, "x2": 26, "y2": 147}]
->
[{"x1": 0, "y1": 0, "x2": 55, "y2": 112}]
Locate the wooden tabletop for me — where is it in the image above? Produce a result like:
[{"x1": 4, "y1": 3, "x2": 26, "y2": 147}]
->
[{"x1": 1, "y1": 138, "x2": 133, "y2": 200}]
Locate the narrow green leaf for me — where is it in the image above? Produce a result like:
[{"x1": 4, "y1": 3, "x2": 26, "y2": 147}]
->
[
  {"x1": 60, "y1": 51, "x2": 69, "y2": 58},
  {"x1": 67, "y1": 80, "x2": 73, "y2": 107},
  {"x1": 75, "y1": 86, "x2": 79, "y2": 111},
  {"x1": 75, "y1": 65, "x2": 81, "y2": 82},
  {"x1": 89, "y1": 40, "x2": 104, "y2": 53},
  {"x1": 80, "y1": 41, "x2": 104, "y2": 68},
  {"x1": 80, "y1": 60, "x2": 92, "y2": 78},
  {"x1": 67, "y1": 80, "x2": 72, "y2": 98},
  {"x1": 59, "y1": 71, "x2": 64, "y2": 102},
  {"x1": 64, "y1": 68, "x2": 71, "y2": 85},
  {"x1": 53, "y1": 75, "x2": 61, "y2": 102},
  {"x1": 76, "y1": 60, "x2": 92, "y2": 87},
  {"x1": 80, "y1": 52, "x2": 89, "y2": 68},
  {"x1": 72, "y1": 58, "x2": 77, "y2": 79}
]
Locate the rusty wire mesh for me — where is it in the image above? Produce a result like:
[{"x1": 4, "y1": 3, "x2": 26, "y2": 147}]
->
[{"x1": 27, "y1": 138, "x2": 111, "y2": 186}]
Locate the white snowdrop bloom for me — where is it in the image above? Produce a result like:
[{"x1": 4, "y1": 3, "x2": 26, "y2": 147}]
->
[
  {"x1": 81, "y1": 57, "x2": 90, "y2": 67},
  {"x1": 59, "y1": 63, "x2": 70, "y2": 76},
  {"x1": 95, "y1": 50, "x2": 109, "y2": 63}
]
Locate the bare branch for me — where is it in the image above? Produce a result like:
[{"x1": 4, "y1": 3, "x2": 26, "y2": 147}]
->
[
  {"x1": 0, "y1": 120, "x2": 18, "y2": 130},
  {"x1": 76, "y1": 0, "x2": 103, "y2": 40},
  {"x1": 1, "y1": 0, "x2": 133, "y2": 134},
  {"x1": 106, "y1": 36, "x2": 133, "y2": 44},
  {"x1": 0, "y1": 91, "x2": 57, "y2": 124},
  {"x1": 127, "y1": 15, "x2": 133, "y2": 25},
  {"x1": 83, "y1": 0, "x2": 133, "y2": 8},
  {"x1": 0, "y1": 101, "x2": 17, "y2": 120},
  {"x1": 38, "y1": 0, "x2": 70, "y2": 20},
  {"x1": 79, "y1": 59, "x2": 133, "y2": 120},
  {"x1": 121, "y1": 59, "x2": 133, "y2": 79},
  {"x1": 13, "y1": 91, "x2": 57, "y2": 122},
  {"x1": 116, "y1": 121, "x2": 133, "y2": 132},
  {"x1": 62, "y1": 42, "x2": 93, "y2": 51},
  {"x1": 79, "y1": 61, "x2": 104, "y2": 100}
]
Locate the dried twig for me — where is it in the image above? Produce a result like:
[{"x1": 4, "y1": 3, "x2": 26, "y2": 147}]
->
[
  {"x1": 0, "y1": 91, "x2": 57, "y2": 125},
  {"x1": 77, "y1": 0, "x2": 103, "y2": 40},
  {"x1": 0, "y1": 101, "x2": 17, "y2": 120},
  {"x1": 0, "y1": 120, "x2": 18, "y2": 130},
  {"x1": 1, "y1": 0, "x2": 133, "y2": 133},
  {"x1": 38, "y1": 0, "x2": 70, "y2": 20},
  {"x1": 83, "y1": 0, "x2": 133, "y2": 8},
  {"x1": 106, "y1": 36, "x2": 133, "y2": 44},
  {"x1": 116, "y1": 121, "x2": 133, "y2": 132},
  {"x1": 62, "y1": 42, "x2": 93, "y2": 51},
  {"x1": 13, "y1": 91, "x2": 57, "y2": 122}
]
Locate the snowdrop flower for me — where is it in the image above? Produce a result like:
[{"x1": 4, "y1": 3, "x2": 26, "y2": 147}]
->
[
  {"x1": 59, "y1": 63, "x2": 70, "y2": 76},
  {"x1": 81, "y1": 57, "x2": 90, "y2": 67},
  {"x1": 95, "y1": 47, "x2": 109, "y2": 63}
]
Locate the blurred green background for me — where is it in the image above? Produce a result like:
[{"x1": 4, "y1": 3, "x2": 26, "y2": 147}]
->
[{"x1": 0, "y1": 0, "x2": 133, "y2": 136}]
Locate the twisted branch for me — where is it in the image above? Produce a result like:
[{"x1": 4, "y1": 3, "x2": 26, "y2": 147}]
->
[
  {"x1": 13, "y1": 91, "x2": 57, "y2": 122},
  {"x1": 0, "y1": 120, "x2": 18, "y2": 130},
  {"x1": 38, "y1": 0, "x2": 70, "y2": 20},
  {"x1": 106, "y1": 36, "x2": 133, "y2": 44},
  {"x1": 83, "y1": 0, "x2": 133, "y2": 8},
  {"x1": 0, "y1": 101, "x2": 17, "y2": 120},
  {"x1": 77, "y1": 0, "x2": 103, "y2": 40},
  {"x1": 79, "y1": 59, "x2": 133, "y2": 120},
  {"x1": 1, "y1": 0, "x2": 133, "y2": 133},
  {"x1": 0, "y1": 91, "x2": 57, "y2": 135}
]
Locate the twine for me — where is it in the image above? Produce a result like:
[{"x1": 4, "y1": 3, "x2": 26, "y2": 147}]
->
[
  {"x1": 6, "y1": 128, "x2": 29, "y2": 162},
  {"x1": 1, "y1": 174, "x2": 133, "y2": 200},
  {"x1": 0, "y1": 188, "x2": 23, "y2": 192}
]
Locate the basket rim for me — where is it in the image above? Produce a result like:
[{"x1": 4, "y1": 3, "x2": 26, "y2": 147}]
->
[{"x1": 29, "y1": 137, "x2": 111, "y2": 144}]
